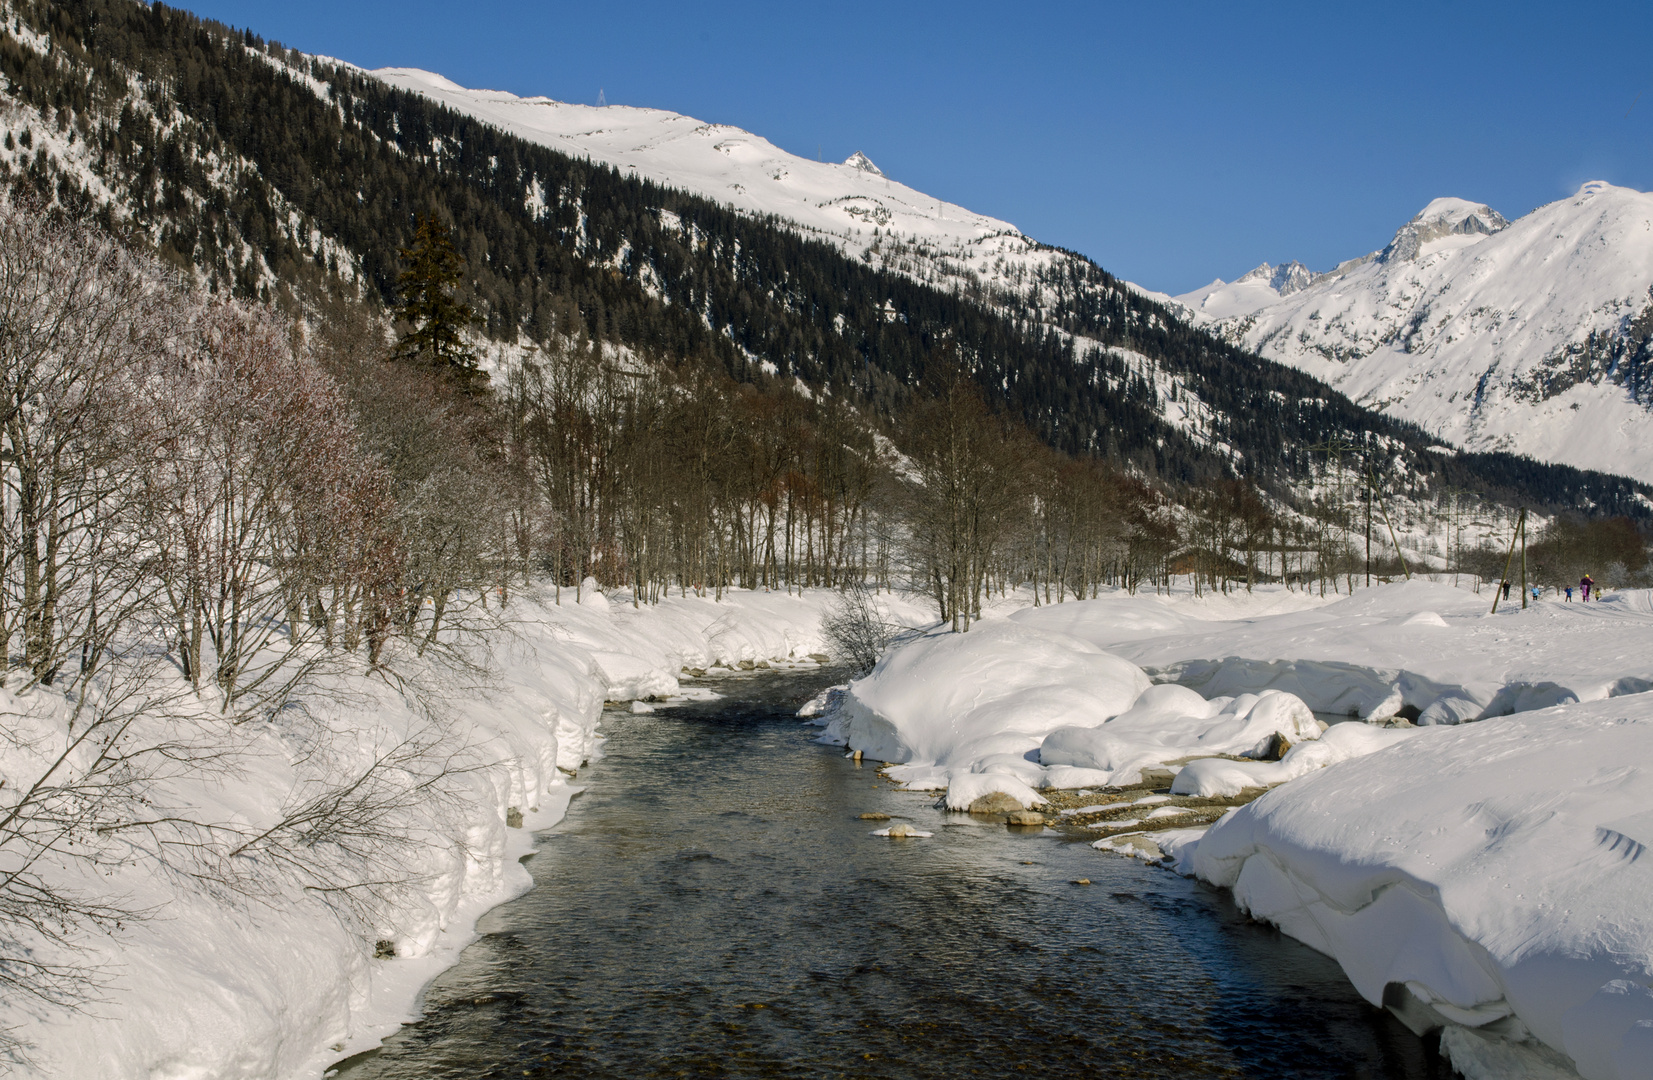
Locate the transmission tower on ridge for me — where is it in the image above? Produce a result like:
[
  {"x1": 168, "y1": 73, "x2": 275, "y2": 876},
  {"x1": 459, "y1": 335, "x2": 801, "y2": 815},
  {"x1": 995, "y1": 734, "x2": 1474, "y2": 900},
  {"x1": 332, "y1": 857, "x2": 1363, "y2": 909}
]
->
[{"x1": 597, "y1": 88, "x2": 606, "y2": 107}]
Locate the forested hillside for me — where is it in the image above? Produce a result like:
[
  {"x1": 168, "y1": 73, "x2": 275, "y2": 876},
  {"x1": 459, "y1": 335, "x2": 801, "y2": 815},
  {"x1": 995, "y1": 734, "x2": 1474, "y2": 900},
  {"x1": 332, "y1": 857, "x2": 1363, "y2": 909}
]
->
[{"x1": 1, "y1": 0, "x2": 1648, "y2": 522}]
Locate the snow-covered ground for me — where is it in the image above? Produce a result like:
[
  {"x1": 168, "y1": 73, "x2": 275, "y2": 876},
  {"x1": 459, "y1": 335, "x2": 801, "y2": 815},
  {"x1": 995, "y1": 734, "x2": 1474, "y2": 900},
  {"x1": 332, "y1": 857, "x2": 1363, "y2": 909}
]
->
[
  {"x1": 14, "y1": 586, "x2": 876, "y2": 1080},
  {"x1": 1173, "y1": 183, "x2": 1653, "y2": 483},
  {"x1": 816, "y1": 580, "x2": 1653, "y2": 1077}
]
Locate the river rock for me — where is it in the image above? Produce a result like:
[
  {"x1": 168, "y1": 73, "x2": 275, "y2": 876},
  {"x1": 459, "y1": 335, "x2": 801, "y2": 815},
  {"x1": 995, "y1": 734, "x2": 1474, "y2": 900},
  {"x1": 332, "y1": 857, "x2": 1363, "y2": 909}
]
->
[
  {"x1": 1138, "y1": 768, "x2": 1177, "y2": 789},
  {"x1": 505, "y1": 806, "x2": 523, "y2": 829},
  {"x1": 1006, "y1": 810, "x2": 1046, "y2": 826},
  {"x1": 886, "y1": 823, "x2": 919, "y2": 837},
  {"x1": 737, "y1": 659, "x2": 755, "y2": 671},
  {"x1": 859, "y1": 812, "x2": 891, "y2": 820},
  {"x1": 1252, "y1": 732, "x2": 1292, "y2": 761},
  {"x1": 967, "y1": 791, "x2": 1024, "y2": 815},
  {"x1": 808, "y1": 653, "x2": 831, "y2": 663}
]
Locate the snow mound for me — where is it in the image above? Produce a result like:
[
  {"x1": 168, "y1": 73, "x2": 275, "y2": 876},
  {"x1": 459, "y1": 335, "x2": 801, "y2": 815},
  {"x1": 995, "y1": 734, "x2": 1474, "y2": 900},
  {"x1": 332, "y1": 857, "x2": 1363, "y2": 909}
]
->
[
  {"x1": 1041, "y1": 686, "x2": 1323, "y2": 787},
  {"x1": 831, "y1": 619, "x2": 1149, "y2": 765},
  {"x1": 1170, "y1": 722, "x2": 1415, "y2": 797},
  {"x1": 1185, "y1": 695, "x2": 1653, "y2": 1080},
  {"x1": 825, "y1": 619, "x2": 1148, "y2": 808},
  {"x1": 825, "y1": 616, "x2": 1349, "y2": 807}
]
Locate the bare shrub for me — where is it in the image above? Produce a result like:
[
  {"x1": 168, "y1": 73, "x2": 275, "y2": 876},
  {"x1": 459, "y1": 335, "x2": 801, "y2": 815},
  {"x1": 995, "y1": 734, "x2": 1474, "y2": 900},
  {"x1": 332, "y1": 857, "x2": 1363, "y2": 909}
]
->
[{"x1": 821, "y1": 582, "x2": 901, "y2": 674}]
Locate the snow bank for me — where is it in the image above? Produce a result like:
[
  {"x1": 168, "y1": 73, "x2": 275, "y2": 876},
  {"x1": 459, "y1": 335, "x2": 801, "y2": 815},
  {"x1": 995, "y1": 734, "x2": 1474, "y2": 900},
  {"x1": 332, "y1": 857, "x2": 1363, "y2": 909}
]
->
[
  {"x1": 818, "y1": 581, "x2": 1653, "y2": 1072},
  {"x1": 1183, "y1": 695, "x2": 1653, "y2": 1080},
  {"x1": 825, "y1": 619, "x2": 1149, "y2": 808},
  {"x1": 19, "y1": 587, "x2": 843, "y2": 1080},
  {"x1": 1170, "y1": 722, "x2": 1415, "y2": 797},
  {"x1": 824, "y1": 618, "x2": 1333, "y2": 808},
  {"x1": 1035, "y1": 581, "x2": 1653, "y2": 728}
]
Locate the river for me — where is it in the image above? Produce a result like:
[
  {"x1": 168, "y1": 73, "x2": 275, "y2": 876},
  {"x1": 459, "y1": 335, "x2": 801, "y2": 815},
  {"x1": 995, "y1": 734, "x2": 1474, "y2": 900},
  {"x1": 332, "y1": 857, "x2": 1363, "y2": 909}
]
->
[{"x1": 332, "y1": 666, "x2": 1446, "y2": 1079}]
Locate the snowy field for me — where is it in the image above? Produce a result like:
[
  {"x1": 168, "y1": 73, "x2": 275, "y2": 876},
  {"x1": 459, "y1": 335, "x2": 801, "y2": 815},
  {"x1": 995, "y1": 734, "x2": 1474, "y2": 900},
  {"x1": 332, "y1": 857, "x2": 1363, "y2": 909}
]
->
[
  {"x1": 818, "y1": 580, "x2": 1653, "y2": 1079},
  {"x1": 14, "y1": 586, "x2": 919, "y2": 1080}
]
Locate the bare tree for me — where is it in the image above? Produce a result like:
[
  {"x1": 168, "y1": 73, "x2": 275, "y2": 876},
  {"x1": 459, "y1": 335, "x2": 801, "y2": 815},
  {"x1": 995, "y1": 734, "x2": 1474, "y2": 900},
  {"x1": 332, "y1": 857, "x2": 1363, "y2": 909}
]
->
[{"x1": 820, "y1": 581, "x2": 901, "y2": 674}]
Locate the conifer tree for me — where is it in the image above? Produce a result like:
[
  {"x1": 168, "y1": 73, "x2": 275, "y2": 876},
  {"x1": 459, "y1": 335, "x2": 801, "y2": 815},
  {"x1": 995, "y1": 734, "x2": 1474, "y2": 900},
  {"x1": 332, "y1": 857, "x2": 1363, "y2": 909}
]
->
[{"x1": 392, "y1": 214, "x2": 484, "y2": 389}]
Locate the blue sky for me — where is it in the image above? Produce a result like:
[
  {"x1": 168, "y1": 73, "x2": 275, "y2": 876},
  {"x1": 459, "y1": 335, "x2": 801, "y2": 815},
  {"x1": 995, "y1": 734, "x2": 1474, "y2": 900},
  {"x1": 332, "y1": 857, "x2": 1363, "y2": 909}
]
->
[{"x1": 175, "y1": 1, "x2": 1653, "y2": 295}]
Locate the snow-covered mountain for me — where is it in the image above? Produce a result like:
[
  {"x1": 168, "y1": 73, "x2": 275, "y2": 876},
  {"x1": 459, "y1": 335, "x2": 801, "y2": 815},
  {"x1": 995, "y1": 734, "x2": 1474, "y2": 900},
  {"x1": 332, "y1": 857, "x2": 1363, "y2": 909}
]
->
[
  {"x1": 1173, "y1": 184, "x2": 1653, "y2": 482},
  {"x1": 377, "y1": 71, "x2": 1653, "y2": 486},
  {"x1": 1174, "y1": 260, "x2": 1315, "y2": 321},
  {"x1": 374, "y1": 69, "x2": 1055, "y2": 293}
]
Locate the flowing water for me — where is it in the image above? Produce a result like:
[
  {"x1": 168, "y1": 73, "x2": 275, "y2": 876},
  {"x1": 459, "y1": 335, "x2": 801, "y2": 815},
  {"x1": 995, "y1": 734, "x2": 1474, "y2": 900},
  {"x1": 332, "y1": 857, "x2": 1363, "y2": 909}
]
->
[{"x1": 332, "y1": 667, "x2": 1446, "y2": 1080}]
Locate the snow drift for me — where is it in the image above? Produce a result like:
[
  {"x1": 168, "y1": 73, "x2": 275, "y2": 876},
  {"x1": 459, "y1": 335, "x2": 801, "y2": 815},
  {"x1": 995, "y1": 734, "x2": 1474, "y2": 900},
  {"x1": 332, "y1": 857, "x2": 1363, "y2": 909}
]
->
[{"x1": 1186, "y1": 695, "x2": 1653, "y2": 1080}]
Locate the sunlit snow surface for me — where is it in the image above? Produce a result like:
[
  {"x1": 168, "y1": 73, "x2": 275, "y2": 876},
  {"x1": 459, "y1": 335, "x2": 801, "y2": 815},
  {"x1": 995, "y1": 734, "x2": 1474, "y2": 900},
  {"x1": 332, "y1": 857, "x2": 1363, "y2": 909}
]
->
[
  {"x1": 1176, "y1": 182, "x2": 1653, "y2": 483},
  {"x1": 373, "y1": 68, "x2": 1037, "y2": 270}
]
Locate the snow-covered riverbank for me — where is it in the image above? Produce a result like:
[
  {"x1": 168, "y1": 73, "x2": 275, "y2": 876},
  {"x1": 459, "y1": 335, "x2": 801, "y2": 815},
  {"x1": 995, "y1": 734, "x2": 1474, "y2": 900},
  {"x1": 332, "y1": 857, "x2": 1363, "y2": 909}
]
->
[
  {"x1": 17, "y1": 587, "x2": 862, "y2": 1080},
  {"x1": 821, "y1": 581, "x2": 1653, "y2": 1079}
]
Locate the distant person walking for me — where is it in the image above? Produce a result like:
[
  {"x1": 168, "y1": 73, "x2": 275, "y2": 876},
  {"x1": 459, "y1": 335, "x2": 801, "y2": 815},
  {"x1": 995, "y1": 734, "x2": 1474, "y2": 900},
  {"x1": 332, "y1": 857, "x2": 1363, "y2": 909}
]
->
[
  {"x1": 1565, "y1": 586, "x2": 1574, "y2": 602},
  {"x1": 1531, "y1": 585, "x2": 1541, "y2": 602},
  {"x1": 1581, "y1": 574, "x2": 1595, "y2": 602},
  {"x1": 1500, "y1": 581, "x2": 1511, "y2": 600}
]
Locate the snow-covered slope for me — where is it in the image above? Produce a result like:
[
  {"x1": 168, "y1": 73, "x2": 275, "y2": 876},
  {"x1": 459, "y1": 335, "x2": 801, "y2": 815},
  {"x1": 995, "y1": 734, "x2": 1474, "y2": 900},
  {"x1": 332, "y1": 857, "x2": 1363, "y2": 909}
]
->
[
  {"x1": 1176, "y1": 260, "x2": 1315, "y2": 321},
  {"x1": 373, "y1": 69, "x2": 1050, "y2": 290},
  {"x1": 1176, "y1": 184, "x2": 1653, "y2": 482},
  {"x1": 375, "y1": 69, "x2": 1653, "y2": 488},
  {"x1": 369, "y1": 69, "x2": 1283, "y2": 464}
]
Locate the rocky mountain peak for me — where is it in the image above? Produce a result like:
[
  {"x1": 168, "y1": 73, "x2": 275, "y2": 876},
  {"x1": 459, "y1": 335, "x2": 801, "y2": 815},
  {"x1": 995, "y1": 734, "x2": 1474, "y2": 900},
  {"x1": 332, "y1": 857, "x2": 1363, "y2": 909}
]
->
[
  {"x1": 1236, "y1": 260, "x2": 1314, "y2": 296},
  {"x1": 1381, "y1": 197, "x2": 1509, "y2": 263},
  {"x1": 843, "y1": 151, "x2": 883, "y2": 176}
]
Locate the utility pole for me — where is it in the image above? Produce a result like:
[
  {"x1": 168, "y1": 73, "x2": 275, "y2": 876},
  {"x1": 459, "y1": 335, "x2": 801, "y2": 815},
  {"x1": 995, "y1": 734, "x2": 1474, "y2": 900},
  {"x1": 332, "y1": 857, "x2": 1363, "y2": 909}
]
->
[
  {"x1": 1520, "y1": 510, "x2": 1529, "y2": 608},
  {"x1": 1491, "y1": 507, "x2": 1525, "y2": 614},
  {"x1": 1365, "y1": 485, "x2": 1372, "y2": 587},
  {"x1": 1365, "y1": 461, "x2": 1412, "y2": 581}
]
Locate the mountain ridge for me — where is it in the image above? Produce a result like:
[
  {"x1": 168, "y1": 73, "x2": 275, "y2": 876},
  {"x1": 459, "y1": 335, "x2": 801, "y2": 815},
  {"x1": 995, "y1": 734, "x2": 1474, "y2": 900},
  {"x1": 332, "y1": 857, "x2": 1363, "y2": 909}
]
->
[{"x1": 1173, "y1": 182, "x2": 1653, "y2": 482}]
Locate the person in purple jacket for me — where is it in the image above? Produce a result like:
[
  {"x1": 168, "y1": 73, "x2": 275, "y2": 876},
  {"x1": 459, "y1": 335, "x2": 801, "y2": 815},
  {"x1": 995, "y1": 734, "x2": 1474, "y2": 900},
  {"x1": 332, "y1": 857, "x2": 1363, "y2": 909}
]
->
[{"x1": 1580, "y1": 573, "x2": 1594, "y2": 601}]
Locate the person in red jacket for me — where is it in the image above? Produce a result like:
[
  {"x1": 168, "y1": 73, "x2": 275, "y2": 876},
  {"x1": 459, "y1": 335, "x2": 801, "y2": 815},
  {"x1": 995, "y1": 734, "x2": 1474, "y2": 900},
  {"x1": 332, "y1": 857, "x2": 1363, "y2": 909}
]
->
[{"x1": 1580, "y1": 573, "x2": 1594, "y2": 601}]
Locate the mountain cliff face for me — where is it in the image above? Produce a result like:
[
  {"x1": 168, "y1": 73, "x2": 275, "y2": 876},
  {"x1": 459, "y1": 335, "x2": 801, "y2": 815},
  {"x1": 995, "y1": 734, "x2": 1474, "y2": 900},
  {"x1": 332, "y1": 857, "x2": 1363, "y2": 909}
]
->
[{"x1": 1174, "y1": 183, "x2": 1653, "y2": 483}]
